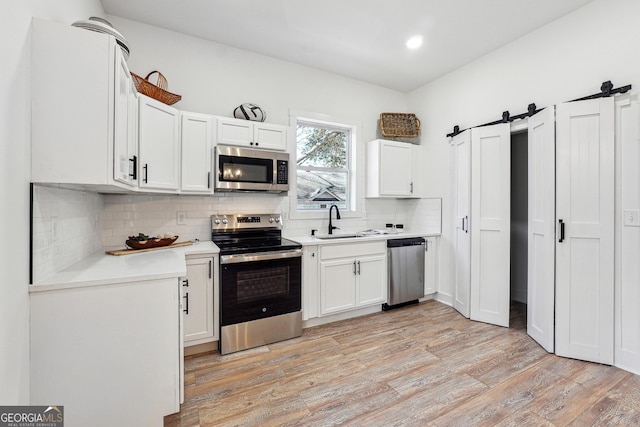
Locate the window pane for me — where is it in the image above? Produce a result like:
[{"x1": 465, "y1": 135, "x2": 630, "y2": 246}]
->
[
  {"x1": 297, "y1": 170, "x2": 348, "y2": 210},
  {"x1": 297, "y1": 124, "x2": 348, "y2": 169}
]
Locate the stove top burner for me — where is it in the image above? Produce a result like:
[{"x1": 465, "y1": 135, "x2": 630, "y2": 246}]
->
[
  {"x1": 214, "y1": 236, "x2": 302, "y2": 255},
  {"x1": 211, "y1": 214, "x2": 301, "y2": 255}
]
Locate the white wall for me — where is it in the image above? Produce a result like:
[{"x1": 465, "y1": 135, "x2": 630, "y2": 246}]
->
[
  {"x1": 107, "y1": 16, "x2": 407, "y2": 133},
  {"x1": 408, "y1": 0, "x2": 640, "y2": 301},
  {"x1": 1, "y1": 0, "x2": 106, "y2": 404}
]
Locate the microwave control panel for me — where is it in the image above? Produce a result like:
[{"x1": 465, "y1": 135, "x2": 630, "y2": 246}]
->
[{"x1": 276, "y1": 160, "x2": 288, "y2": 184}]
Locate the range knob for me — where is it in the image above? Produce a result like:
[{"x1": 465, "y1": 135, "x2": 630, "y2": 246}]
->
[
  {"x1": 269, "y1": 217, "x2": 275, "y2": 223},
  {"x1": 213, "y1": 218, "x2": 221, "y2": 225},
  {"x1": 275, "y1": 217, "x2": 281, "y2": 223},
  {"x1": 222, "y1": 218, "x2": 229, "y2": 224}
]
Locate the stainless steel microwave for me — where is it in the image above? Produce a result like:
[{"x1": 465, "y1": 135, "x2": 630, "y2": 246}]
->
[{"x1": 215, "y1": 145, "x2": 290, "y2": 193}]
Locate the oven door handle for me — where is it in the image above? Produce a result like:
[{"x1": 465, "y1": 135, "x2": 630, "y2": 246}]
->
[{"x1": 221, "y1": 249, "x2": 302, "y2": 264}]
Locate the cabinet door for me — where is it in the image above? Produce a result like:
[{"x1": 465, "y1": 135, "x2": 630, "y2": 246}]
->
[
  {"x1": 320, "y1": 258, "x2": 356, "y2": 315},
  {"x1": 470, "y1": 123, "x2": 511, "y2": 328},
  {"x1": 139, "y1": 95, "x2": 180, "y2": 191},
  {"x1": 254, "y1": 122, "x2": 288, "y2": 150},
  {"x1": 424, "y1": 237, "x2": 437, "y2": 295},
  {"x1": 356, "y1": 254, "x2": 387, "y2": 306},
  {"x1": 32, "y1": 19, "x2": 114, "y2": 186},
  {"x1": 181, "y1": 112, "x2": 214, "y2": 193},
  {"x1": 217, "y1": 117, "x2": 253, "y2": 147},
  {"x1": 556, "y1": 98, "x2": 614, "y2": 365},
  {"x1": 184, "y1": 257, "x2": 215, "y2": 345},
  {"x1": 379, "y1": 141, "x2": 414, "y2": 196},
  {"x1": 114, "y1": 50, "x2": 138, "y2": 187},
  {"x1": 452, "y1": 131, "x2": 471, "y2": 317}
]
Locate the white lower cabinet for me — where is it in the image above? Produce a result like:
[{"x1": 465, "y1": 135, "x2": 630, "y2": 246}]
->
[
  {"x1": 319, "y1": 241, "x2": 386, "y2": 316},
  {"x1": 30, "y1": 278, "x2": 181, "y2": 427},
  {"x1": 183, "y1": 255, "x2": 219, "y2": 346},
  {"x1": 302, "y1": 245, "x2": 319, "y2": 320},
  {"x1": 424, "y1": 236, "x2": 438, "y2": 295}
]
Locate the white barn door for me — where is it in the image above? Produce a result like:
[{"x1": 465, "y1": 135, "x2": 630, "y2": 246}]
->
[
  {"x1": 615, "y1": 96, "x2": 640, "y2": 375},
  {"x1": 556, "y1": 98, "x2": 614, "y2": 365},
  {"x1": 470, "y1": 123, "x2": 511, "y2": 327},
  {"x1": 527, "y1": 107, "x2": 556, "y2": 353},
  {"x1": 452, "y1": 130, "x2": 471, "y2": 318}
]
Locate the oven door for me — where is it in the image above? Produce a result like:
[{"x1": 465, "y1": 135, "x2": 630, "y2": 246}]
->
[{"x1": 220, "y1": 250, "x2": 302, "y2": 326}]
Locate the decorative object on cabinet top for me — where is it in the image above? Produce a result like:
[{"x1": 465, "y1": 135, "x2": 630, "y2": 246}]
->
[
  {"x1": 379, "y1": 112, "x2": 421, "y2": 139},
  {"x1": 72, "y1": 17, "x2": 130, "y2": 60},
  {"x1": 131, "y1": 70, "x2": 182, "y2": 105},
  {"x1": 234, "y1": 103, "x2": 266, "y2": 122}
]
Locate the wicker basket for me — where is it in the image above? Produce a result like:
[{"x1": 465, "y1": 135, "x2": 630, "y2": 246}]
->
[
  {"x1": 379, "y1": 112, "x2": 421, "y2": 138},
  {"x1": 131, "y1": 71, "x2": 182, "y2": 105}
]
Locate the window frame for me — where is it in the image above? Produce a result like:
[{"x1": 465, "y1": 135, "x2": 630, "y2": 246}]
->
[{"x1": 288, "y1": 110, "x2": 362, "y2": 221}]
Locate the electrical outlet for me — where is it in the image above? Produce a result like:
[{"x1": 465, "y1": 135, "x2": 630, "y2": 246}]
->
[
  {"x1": 176, "y1": 212, "x2": 187, "y2": 225},
  {"x1": 624, "y1": 209, "x2": 640, "y2": 227}
]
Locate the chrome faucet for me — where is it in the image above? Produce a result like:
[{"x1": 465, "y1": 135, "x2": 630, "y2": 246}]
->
[{"x1": 328, "y1": 204, "x2": 341, "y2": 234}]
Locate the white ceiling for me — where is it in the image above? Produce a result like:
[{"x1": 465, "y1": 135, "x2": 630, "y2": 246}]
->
[{"x1": 100, "y1": 0, "x2": 595, "y2": 93}]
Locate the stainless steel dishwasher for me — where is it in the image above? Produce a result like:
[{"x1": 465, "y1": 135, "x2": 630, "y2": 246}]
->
[{"x1": 383, "y1": 237, "x2": 425, "y2": 310}]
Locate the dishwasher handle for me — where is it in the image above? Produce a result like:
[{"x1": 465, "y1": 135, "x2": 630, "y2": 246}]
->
[{"x1": 386, "y1": 237, "x2": 425, "y2": 248}]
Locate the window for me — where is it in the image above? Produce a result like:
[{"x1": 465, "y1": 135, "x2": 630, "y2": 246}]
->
[{"x1": 296, "y1": 118, "x2": 353, "y2": 211}]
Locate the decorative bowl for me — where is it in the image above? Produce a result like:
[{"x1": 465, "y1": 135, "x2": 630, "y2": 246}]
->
[{"x1": 125, "y1": 236, "x2": 178, "y2": 250}]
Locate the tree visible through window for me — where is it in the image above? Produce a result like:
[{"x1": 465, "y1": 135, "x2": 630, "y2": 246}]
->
[{"x1": 296, "y1": 120, "x2": 351, "y2": 211}]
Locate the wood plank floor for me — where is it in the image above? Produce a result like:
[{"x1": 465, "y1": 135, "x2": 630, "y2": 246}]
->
[{"x1": 165, "y1": 300, "x2": 640, "y2": 426}]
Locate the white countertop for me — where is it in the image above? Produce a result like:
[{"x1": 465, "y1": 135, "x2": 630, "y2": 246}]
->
[
  {"x1": 289, "y1": 231, "x2": 440, "y2": 246},
  {"x1": 30, "y1": 241, "x2": 220, "y2": 292}
]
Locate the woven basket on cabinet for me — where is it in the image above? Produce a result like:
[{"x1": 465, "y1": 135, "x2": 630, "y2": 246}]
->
[
  {"x1": 379, "y1": 112, "x2": 421, "y2": 138},
  {"x1": 130, "y1": 71, "x2": 182, "y2": 105}
]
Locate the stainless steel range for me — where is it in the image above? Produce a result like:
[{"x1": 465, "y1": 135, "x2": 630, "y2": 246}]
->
[{"x1": 212, "y1": 214, "x2": 302, "y2": 355}]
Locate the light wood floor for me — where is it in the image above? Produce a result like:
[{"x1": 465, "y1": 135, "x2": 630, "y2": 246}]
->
[{"x1": 166, "y1": 300, "x2": 640, "y2": 426}]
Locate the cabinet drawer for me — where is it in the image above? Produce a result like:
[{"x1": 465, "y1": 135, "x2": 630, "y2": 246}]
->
[{"x1": 320, "y1": 241, "x2": 385, "y2": 260}]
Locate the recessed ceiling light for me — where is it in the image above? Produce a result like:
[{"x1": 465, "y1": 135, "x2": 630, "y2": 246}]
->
[{"x1": 406, "y1": 35, "x2": 423, "y2": 49}]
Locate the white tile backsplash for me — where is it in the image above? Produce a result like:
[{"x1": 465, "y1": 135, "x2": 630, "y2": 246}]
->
[
  {"x1": 32, "y1": 186, "x2": 442, "y2": 279},
  {"x1": 32, "y1": 185, "x2": 103, "y2": 283}
]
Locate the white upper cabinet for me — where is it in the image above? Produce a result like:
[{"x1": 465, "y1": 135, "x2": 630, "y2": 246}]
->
[
  {"x1": 138, "y1": 95, "x2": 181, "y2": 191},
  {"x1": 217, "y1": 116, "x2": 288, "y2": 151},
  {"x1": 180, "y1": 112, "x2": 214, "y2": 194},
  {"x1": 31, "y1": 18, "x2": 138, "y2": 191},
  {"x1": 114, "y1": 52, "x2": 139, "y2": 187},
  {"x1": 366, "y1": 139, "x2": 418, "y2": 198}
]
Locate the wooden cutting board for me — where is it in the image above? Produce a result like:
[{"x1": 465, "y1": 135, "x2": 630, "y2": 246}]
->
[{"x1": 106, "y1": 241, "x2": 193, "y2": 256}]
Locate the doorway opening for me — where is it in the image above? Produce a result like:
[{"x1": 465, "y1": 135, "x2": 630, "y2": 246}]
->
[{"x1": 510, "y1": 130, "x2": 528, "y2": 330}]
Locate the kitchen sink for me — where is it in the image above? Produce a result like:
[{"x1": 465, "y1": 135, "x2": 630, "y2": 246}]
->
[{"x1": 314, "y1": 233, "x2": 361, "y2": 240}]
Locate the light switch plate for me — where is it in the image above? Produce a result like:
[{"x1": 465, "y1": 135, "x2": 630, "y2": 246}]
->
[
  {"x1": 176, "y1": 212, "x2": 187, "y2": 225},
  {"x1": 623, "y1": 209, "x2": 640, "y2": 227}
]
